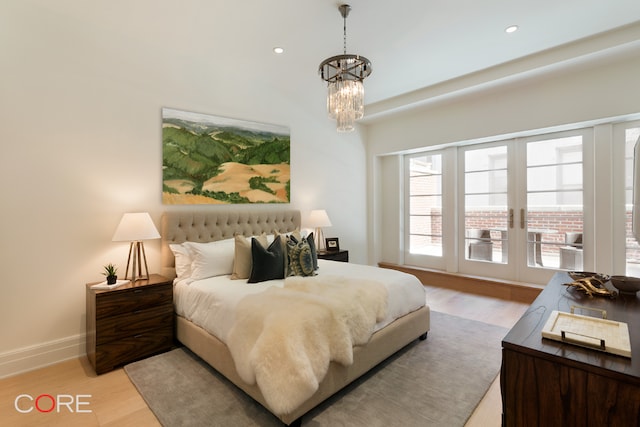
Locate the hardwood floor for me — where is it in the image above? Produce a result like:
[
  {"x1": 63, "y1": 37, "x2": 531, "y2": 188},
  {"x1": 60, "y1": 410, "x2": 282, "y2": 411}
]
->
[
  {"x1": 424, "y1": 285, "x2": 530, "y2": 427},
  {"x1": 0, "y1": 286, "x2": 529, "y2": 427},
  {"x1": 0, "y1": 356, "x2": 159, "y2": 427}
]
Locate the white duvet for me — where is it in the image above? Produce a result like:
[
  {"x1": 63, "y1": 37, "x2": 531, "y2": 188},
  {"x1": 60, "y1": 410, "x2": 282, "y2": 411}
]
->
[{"x1": 174, "y1": 260, "x2": 426, "y2": 344}]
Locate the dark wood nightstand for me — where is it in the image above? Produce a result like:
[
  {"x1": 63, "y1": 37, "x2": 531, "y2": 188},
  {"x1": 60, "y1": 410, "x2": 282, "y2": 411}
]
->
[
  {"x1": 317, "y1": 250, "x2": 349, "y2": 262},
  {"x1": 86, "y1": 274, "x2": 173, "y2": 374}
]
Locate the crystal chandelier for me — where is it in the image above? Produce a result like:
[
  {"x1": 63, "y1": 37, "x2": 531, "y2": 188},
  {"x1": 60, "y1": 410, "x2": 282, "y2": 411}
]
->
[{"x1": 318, "y1": 4, "x2": 371, "y2": 132}]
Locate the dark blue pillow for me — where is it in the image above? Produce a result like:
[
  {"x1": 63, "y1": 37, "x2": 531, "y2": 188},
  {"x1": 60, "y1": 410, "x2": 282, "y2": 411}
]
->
[{"x1": 248, "y1": 235, "x2": 285, "y2": 283}]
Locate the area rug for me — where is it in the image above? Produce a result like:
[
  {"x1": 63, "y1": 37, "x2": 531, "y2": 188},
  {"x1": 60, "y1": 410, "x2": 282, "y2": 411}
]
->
[{"x1": 124, "y1": 311, "x2": 507, "y2": 427}]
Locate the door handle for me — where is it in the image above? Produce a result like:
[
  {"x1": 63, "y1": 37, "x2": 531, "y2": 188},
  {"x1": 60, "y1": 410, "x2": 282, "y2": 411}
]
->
[
  {"x1": 520, "y1": 209, "x2": 525, "y2": 229},
  {"x1": 509, "y1": 209, "x2": 514, "y2": 228}
]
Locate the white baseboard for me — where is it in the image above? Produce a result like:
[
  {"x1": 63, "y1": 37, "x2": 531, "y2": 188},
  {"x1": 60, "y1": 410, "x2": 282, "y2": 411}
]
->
[{"x1": 0, "y1": 335, "x2": 86, "y2": 379}]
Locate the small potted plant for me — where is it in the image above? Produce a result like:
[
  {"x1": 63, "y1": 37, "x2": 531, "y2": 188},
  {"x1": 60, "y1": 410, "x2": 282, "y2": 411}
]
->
[{"x1": 102, "y1": 263, "x2": 118, "y2": 285}]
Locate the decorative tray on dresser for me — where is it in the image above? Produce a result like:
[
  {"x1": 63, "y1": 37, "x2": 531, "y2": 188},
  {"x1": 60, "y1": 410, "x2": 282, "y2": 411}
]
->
[{"x1": 86, "y1": 274, "x2": 174, "y2": 374}]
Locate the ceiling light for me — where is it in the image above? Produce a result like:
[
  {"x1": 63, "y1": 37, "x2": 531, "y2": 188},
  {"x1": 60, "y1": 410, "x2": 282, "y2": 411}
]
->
[
  {"x1": 505, "y1": 25, "x2": 519, "y2": 34},
  {"x1": 273, "y1": 47, "x2": 284, "y2": 54},
  {"x1": 318, "y1": 4, "x2": 371, "y2": 132}
]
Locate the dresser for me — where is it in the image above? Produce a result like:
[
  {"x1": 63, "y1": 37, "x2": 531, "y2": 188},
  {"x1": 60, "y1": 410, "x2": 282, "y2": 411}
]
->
[
  {"x1": 501, "y1": 272, "x2": 640, "y2": 426},
  {"x1": 86, "y1": 274, "x2": 174, "y2": 374}
]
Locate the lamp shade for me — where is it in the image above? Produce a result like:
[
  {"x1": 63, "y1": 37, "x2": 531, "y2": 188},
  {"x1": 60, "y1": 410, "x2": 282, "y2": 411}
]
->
[
  {"x1": 308, "y1": 210, "x2": 332, "y2": 228},
  {"x1": 112, "y1": 212, "x2": 160, "y2": 242}
]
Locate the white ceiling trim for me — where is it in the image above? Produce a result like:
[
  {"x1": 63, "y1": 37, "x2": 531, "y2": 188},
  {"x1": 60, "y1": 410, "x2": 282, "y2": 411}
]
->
[{"x1": 362, "y1": 21, "x2": 640, "y2": 122}]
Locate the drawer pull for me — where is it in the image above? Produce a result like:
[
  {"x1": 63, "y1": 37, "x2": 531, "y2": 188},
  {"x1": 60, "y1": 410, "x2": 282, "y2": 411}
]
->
[
  {"x1": 134, "y1": 334, "x2": 144, "y2": 339},
  {"x1": 133, "y1": 289, "x2": 143, "y2": 293}
]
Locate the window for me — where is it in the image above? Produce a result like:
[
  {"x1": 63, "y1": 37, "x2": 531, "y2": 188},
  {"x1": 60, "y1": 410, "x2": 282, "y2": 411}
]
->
[
  {"x1": 398, "y1": 118, "x2": 640, "y2": 284},
  {"x1": 625, "y1": 127, "x2": 640, "y2": 276},
  {"x1": 407, "y1": 153, "x2": 443, "y2": 257},
  {"x1": 404, "y1": 128, "x2": 592, "y2": 283}
]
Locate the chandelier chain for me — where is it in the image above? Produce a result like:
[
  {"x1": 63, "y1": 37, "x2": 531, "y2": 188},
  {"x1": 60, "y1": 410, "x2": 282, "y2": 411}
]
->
[{"x1": 343, "y1": 12, "x2": 347, "y2": 54}]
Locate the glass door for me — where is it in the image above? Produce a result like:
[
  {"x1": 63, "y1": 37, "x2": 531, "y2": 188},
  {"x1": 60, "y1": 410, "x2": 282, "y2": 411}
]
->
[
  {"x1": 459, "y1": 142, "x2": 516, "y2": 279},
  {"x1": 459, "y1": 130, "x2": 590, "y2": 283},
  {"x1": 614, "y1": 122, "x2": 640, "y2": 276},
  {"x1": 524, "y1": 135, "x2": 584, "y2": 268},
  {"x1": 518, "y1": 130, "x2": 591, "y2": 283}
]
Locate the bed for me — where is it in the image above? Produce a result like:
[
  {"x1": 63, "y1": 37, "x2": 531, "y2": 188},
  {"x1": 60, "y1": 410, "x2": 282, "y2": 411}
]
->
[{"x1": 160, "y1": 209, "x2": 430, "y2": 425}]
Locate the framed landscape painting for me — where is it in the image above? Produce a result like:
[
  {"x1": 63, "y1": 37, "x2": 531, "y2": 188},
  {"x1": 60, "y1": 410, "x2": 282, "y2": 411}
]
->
[{"x1": 162, "y1": 108, "x2": 290, "y2": 204}]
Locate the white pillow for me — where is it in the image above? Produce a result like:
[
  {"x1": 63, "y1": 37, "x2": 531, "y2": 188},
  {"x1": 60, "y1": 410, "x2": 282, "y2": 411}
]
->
[
  {"x1": 183, "y1": 238, "x2": 236, "y2": 280},
  {"x1": 169, "y1": 243, "x2": 193, "y2": 279}
]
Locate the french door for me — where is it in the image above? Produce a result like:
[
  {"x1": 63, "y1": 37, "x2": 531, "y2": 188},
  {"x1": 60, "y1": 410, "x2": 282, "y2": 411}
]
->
[
  {"x1": 458, "y1": 141, "x2": 514, "y2": 279},
  {"x1": 458, "y1": 129, "x2": 592, "y2": 283}
]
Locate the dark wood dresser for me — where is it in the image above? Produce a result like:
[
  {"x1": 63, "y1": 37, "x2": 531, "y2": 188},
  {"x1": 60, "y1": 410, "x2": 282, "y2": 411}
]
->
[
  {"x1": 86, "y1": 274, "x2": 173, "y2": 374},
  {"x1": 501, "y1": 272, "x2": 640, "y2": 426}
]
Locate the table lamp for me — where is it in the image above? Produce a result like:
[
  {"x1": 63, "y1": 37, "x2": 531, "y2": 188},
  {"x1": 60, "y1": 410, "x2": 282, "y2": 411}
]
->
[
  {"x1": 112, "y1": 212, "x2": 160, "y2": 281},
  {"x1": 308, "y1": 209, "x2": 332, "y2": 251}
]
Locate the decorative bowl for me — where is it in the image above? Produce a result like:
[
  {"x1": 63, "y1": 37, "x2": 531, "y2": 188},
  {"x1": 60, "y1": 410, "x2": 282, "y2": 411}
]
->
[{"x1": 610, "y1": 275, "x2": 640, "y2": 296}]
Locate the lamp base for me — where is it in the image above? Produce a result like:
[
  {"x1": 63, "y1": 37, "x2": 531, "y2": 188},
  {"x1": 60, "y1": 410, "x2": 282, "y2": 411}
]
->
[
  {"x1": 315, "y1": 228, "x2": 327, "y2": 252},
  {"x1": 124, "y1": 241, "x2": 151, "y2": 282}
]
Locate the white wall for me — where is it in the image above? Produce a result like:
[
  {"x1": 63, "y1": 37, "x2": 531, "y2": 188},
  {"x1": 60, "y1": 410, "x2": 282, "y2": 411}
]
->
[
  {"x1": 367, "y1": 43, "x2": 640, "y2": 266},
  {"x1": 0, "y1": 2, "x2": 367, "y2": 376}
]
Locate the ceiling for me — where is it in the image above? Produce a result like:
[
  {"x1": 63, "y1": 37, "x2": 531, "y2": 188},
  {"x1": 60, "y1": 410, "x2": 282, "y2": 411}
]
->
[
  {"x1": 252, "y1": 0, "x2": 640, "y2": 116},
  {"x1": 318, "y1": 0, "x2": 640, "y2": 104},
  {"x1": 35, "y1": 1, "x2": 640, "y2": 120}
]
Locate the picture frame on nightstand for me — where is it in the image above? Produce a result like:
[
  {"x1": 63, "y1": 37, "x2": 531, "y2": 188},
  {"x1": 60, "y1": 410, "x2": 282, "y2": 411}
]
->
[{"x1": 326, "y1": 237, "x2": 339, "y2": 251}]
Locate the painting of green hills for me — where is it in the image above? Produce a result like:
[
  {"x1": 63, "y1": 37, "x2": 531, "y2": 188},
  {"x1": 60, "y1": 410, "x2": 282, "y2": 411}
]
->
[{"x1": 162, "y1": 108, "x2": 290, "y2": 204}]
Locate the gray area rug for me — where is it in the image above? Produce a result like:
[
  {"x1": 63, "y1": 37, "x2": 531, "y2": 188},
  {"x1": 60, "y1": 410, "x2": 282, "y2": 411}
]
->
[{"x1": 125, "y1": 311, "x2": 507, "y2": 426}]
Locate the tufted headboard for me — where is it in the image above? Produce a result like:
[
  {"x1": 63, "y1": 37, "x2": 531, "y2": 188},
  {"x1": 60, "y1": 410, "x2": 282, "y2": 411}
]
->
[{"x1": 160, "y1": 209, "x2": 301, "y2": 279}]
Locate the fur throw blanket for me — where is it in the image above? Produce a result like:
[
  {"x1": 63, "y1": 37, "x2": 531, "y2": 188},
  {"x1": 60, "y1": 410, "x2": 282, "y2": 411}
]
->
[{"x1": 227, "y1": 275, "x2": 388, "y2": 415}]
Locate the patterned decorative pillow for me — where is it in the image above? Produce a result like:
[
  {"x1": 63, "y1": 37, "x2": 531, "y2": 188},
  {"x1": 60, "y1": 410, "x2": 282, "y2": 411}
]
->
[
  {"x1": 306, "y1": 232, "x2": 318, "y2": 270},
  {"x1": 287, "y1": 235, "x2": 316, "y2": 277}
]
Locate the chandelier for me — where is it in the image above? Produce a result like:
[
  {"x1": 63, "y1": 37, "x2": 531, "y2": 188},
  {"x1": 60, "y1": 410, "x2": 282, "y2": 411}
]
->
[{"x1": 318, "y1": 4, "x2": 372, "y2": 132}]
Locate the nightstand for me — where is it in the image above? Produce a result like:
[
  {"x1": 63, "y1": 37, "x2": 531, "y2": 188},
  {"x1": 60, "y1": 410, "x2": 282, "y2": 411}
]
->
[
  {"x1": 317, "y1": 250, "x2": 349, "y2": 262},
  {"x1": 86, "y1": 274, "x2": 173, "y2": 374}
]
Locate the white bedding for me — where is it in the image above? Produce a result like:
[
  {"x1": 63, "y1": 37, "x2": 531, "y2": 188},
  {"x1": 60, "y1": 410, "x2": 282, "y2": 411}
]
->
[{"x1": 174, "y1": 260, "x2": 426, "y2": 344}]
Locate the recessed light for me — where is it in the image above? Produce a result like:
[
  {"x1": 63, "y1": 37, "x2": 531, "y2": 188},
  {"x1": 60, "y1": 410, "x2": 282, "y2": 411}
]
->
[
  {"x1": 505, "y1": 25, "x2": 519, "y2": 34},
  {"x1": 273, "y1": 47, "x2": 284, "y2": 54}
]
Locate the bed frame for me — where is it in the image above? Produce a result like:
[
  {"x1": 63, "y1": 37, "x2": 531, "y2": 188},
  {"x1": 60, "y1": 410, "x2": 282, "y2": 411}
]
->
[{"x1": 161, "y1": 209, "x2": 430, "y2": 425}]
